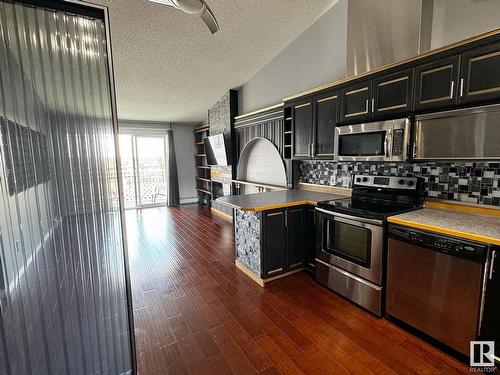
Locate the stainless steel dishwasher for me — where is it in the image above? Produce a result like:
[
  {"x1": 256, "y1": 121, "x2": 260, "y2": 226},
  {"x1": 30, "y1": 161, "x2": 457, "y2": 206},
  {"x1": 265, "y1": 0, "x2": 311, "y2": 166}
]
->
[{"x1": 386, "y1": 225, "x2": 488, "y2": 356}]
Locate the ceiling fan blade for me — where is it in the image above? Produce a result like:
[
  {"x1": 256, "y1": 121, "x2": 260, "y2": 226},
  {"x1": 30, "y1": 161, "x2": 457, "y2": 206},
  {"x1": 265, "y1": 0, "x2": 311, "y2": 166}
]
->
[
  {"x1": 199, "y1": 3, "x2": 219, "y2": 34},
  {"x1": 147, "y1": 0, "x2": 176, "y2": 7}
]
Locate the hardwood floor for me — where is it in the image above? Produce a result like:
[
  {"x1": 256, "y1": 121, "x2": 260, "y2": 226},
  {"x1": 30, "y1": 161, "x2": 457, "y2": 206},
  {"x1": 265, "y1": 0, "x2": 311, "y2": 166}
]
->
[{"x1": 126, "y1": 205, "x2": 470, "y2": 375}]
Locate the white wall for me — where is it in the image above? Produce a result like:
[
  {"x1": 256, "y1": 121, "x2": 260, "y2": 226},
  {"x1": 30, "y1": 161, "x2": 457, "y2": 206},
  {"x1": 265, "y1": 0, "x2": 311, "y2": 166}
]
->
[{"x1": 238, "y1": 0, "x2": 348, "y2": 114}]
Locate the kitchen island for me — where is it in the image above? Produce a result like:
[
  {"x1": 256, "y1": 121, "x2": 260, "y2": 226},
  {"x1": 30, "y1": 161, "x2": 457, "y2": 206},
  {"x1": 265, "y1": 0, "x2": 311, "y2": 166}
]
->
[{"x1": 217, "y1": 188, "x2": 349, "y2": 285}]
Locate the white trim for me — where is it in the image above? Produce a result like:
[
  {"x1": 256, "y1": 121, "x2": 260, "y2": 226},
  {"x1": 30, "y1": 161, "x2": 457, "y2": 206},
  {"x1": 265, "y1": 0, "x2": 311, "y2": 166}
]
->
[{"x1": 180, "y1": 197, "x2": 198, "y2": 205}]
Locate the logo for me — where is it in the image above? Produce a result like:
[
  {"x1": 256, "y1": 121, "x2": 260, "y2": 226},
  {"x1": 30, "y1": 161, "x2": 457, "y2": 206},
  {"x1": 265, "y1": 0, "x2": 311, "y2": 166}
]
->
[{"x1": 470, "y1": 341, "x2": 496, "y2": 371}]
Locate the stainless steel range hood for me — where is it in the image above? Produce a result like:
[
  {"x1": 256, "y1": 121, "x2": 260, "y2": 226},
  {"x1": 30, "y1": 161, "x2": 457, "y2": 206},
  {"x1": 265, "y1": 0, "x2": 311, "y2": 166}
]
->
[{"x1": 346, "y1": 0, "x2": 428, "y2": 76}]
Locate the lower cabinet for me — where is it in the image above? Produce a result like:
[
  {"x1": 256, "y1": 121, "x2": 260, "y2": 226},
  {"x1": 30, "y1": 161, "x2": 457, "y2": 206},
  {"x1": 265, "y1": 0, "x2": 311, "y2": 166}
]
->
[
  {"x1": 262, "y1": 206, "x2": 308, "y2": 278},
  {"x1": 304, "y1": 206, "x2": 317, "y2": 270}
]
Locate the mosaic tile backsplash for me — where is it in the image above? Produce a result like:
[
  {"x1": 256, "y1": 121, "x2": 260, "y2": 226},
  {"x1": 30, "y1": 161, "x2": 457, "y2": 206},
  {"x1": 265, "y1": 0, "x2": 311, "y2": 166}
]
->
[{"x1": 299, "y1": 161, "x2": 500, "y2": 206}]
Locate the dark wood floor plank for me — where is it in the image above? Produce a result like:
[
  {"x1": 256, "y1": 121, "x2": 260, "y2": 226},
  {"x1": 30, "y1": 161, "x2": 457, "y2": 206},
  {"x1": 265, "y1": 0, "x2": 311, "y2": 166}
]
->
[
  {"x1": 209, "y1": 324, "x2": 259, "y2": 375},
  {"x1": 127, "y1": 206, "x2": 471, "y2": 375}
]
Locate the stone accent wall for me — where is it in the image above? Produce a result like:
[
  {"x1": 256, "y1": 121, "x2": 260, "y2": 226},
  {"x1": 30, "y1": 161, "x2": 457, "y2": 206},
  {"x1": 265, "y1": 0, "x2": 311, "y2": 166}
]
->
[
  {"x1": 299, "y1": 161, "x2": 500, "y2": 206},
  {"x1": 235, "y1": 210, "x2": 261, "y2": 276}
]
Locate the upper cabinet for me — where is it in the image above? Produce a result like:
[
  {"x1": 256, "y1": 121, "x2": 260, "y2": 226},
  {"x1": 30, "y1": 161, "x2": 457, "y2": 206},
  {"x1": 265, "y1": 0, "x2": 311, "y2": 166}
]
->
[
  {"x1": 460, "y1": 41, "x2": 500, "y2": 105},
  {"x1": 340, "y1": 70, "x2": 413, "y2": 124},
  {"x1": 414, "y1": 55, "x2": 460, "y2": 111},
  {"x1": 373, "y1": 69, "x2": 413, "y2": 115},
  {"x1": 313, "y1": 91, "x2": 338, "y2": 158},
  {"x1": 289, "y1": 90, "x2": 338, "y2": 160},
  {"x1": 340, "y1": 81, "x2": 372, "y2": 123},
  {"x1": 292, "y1": 99, "x2": 313, "y2": 159}
]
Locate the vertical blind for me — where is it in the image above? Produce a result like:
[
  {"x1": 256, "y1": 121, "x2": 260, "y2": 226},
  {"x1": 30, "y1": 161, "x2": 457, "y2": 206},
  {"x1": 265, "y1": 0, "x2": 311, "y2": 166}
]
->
[{"x1": 0, "y1": 1, "x2": 133, "y2": 374}]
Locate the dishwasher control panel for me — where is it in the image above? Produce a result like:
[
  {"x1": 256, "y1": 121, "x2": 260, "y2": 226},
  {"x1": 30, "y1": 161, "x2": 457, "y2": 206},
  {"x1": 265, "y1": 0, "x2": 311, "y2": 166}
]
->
[{"x1": 389, "y1": 225, "x2": 488, "y2": 260}]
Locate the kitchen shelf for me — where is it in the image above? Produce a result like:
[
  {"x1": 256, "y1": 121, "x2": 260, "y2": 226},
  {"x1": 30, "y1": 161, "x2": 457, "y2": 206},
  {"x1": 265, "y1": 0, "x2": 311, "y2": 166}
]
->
[
  {"x1": 196, "y1": 188, "x2": 212, "y2": 195},
  {"x1": 193, "y1": 124, "x2": 211, "y2": 207}
]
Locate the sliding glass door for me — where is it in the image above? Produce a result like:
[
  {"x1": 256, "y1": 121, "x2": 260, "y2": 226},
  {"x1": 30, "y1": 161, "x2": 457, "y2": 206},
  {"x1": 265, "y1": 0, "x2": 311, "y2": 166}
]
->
[{"x1": 120, "y1": 134, "x2": 167, "y2": 209}]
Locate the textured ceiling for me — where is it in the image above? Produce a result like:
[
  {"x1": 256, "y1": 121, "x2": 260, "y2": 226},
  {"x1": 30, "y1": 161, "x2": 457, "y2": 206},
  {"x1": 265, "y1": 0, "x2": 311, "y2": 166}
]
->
[{"x1": 94, "y1": 0, "x2": 336, "y2": 122}]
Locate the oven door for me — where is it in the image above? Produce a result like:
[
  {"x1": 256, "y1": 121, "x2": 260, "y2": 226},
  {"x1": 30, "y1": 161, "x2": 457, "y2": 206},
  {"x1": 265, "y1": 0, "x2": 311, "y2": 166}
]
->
[
  {"x1": 315, "y1": 208, "x2": 384, "y2": 285},
  {"x1": 334, "y1": 118, "x2": 409, "y2": 161}
]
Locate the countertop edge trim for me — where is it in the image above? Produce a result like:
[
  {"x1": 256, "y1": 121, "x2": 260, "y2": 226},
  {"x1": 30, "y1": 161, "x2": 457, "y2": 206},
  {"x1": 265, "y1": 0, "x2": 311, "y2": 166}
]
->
[
  {"x1": 217, "y1": 199, "x2": 318, "y2": 211},
  {"x1": 387, "y1": 217, "x2": 500, "y2": 246}
]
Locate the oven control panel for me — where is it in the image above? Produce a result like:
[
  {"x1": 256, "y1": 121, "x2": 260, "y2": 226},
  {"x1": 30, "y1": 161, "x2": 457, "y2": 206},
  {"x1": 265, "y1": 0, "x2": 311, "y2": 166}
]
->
[{"x1": 353, "y1": 175, "x2": 419, "y2": 190}]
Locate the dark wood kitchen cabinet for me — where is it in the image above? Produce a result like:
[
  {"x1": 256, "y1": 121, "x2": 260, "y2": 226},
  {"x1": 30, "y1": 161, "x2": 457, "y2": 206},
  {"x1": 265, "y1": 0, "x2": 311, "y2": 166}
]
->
[
  {"x1": 373, "y1": 69, "x2": 413, "y2": 116},
  {"x1": 414, "y1": 55, "x2": 460, "y2": 112},
  {"x1": 292, "y1": 99, "x2": 313, "y2": 159},
  {"x1": 340, "y1": 71, "x2": 413, "y2": 123},
  {"x1": 262, "y1": 206, "x2": 306, "y2": 278},
  {"x1": 286, "y1": 207, "x2": 305, "y2": 270},
  {"x1": 262, "y1": 209, "x2": 287, "y2": 278},
  {"x1": 340, "y1": 81, "x2": 372, "y2": 123},
  {"x1": 313, "y1": 91, "x2": 338, "y2": 158},
  {"x1": 304, "y1": 205, "x2": 316, "y2": 270},
  {"x1": 460, "y1": 41, "x2": 500, "y2": 105},
  {"x1": 480, "y1": 248, "x2": 499, "y2": 362}
]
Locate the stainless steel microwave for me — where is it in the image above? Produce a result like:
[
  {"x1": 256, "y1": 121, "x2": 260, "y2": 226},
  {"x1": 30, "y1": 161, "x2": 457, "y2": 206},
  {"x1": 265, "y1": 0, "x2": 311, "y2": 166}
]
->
[{"x1": 334, "y1": 118, "x2": 410, "y2": 162}]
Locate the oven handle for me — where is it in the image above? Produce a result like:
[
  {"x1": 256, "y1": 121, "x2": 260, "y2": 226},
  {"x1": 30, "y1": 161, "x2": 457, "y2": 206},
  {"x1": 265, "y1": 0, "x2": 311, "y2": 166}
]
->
[{"x1": 315, "y1": 207, "x2": 384, "y2": 226}]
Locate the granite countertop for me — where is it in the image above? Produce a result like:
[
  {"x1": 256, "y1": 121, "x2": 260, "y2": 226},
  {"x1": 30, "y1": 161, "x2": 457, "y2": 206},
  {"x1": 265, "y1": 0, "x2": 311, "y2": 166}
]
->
[
  {"x1": 216, "y1": 189, "x2": 348, "y2": 211},
  {"x1": 388, "y1": 207, "x2": 500, "y2": 246}
]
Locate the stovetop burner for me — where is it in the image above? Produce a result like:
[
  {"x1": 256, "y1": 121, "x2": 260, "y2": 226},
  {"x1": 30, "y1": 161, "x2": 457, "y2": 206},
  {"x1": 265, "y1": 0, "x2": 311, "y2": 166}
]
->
[
  {"x1": 317, "y1": 197, "x2": 420, "y2": 220},
  {"x1": 317, "y1": 175, "x2": 425, "y2": 221}
]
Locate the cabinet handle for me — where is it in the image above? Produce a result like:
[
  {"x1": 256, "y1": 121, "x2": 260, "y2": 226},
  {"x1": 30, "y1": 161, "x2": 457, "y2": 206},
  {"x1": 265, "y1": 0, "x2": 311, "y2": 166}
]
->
[
  {"x1": 311, "y1": 142, "x2": 315, "y2": 157},
  {"x1": 460, "y1": 78, "x2": 464, "y2": 97},
  {"x1": 489, "y1": 250, "x2": 496, "y2": 280},
  {"x1": 371, "y1": 98, "x2": 375, "y2": 113},
  {"x1": 450, "y1": 80, "x2": 455, "y2": 99},
  {"x1": 365, "y1": 99, "x2": 369, "y2": 114},
  {"x1": 284, "y1": 212, "x2": 288, "y2": 228}
]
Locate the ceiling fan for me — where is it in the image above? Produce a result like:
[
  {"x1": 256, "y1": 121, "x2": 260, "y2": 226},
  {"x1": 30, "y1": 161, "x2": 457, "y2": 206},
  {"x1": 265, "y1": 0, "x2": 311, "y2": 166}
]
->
[{"x1": 148, "y1": 0, "x2": 220, "y2": 34}]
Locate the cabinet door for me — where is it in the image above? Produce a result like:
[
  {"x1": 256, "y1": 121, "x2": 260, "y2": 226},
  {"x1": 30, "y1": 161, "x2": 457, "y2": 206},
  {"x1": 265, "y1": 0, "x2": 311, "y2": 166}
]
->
[
  {"x1": 304, "y1": 206, "x2": 316, "y2": 270},
  {"x1": 480, "y1": 249, "x2": 499, "y2": 361},
  {"x1": 373, "y1": 69, "x2": 413, "y2": 116},
  {"x1": 286, "y1": 207, "x2": 305, "y2": 270},
  {"x1": 314, "y1": 91, "x2": 338, "y2": 158},
  {"x1": 262, "y1": 209, "x2": 286, "y2": 278},
  {"x1": 414, "y1": 56, "x2": 460, "y2": 111},
  {"x1": 460, "y1": 42, "x2": 500, "y2": 104},
  {"x1": 340, "y1": 81, "x2": 372, "y2": 123},
  {"x1": 292, "y1": 99, "x2": 313, "y2": 159}
]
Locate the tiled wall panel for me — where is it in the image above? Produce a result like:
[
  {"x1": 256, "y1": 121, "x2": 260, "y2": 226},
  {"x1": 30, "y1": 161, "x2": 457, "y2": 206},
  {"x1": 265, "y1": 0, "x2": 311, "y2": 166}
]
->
[{"x1": 300, "y1": 161, "x2": 500, "y2": 206}]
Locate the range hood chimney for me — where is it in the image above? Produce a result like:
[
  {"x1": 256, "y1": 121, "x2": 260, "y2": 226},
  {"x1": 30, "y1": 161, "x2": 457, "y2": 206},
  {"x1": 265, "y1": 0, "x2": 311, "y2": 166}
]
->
[{"x1": 346, "y1": 0, "x2": 432, "y2": 76}]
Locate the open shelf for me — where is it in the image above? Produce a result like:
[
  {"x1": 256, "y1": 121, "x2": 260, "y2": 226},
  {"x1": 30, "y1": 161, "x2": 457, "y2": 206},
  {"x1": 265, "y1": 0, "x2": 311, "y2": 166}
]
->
[{"x1": 193, "y1": 124, "x2": 211, "y2": 206}]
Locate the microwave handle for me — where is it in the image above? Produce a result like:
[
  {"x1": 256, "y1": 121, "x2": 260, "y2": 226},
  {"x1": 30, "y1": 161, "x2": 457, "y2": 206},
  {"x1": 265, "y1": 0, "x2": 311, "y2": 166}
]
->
[{"x1": 384, "y1": 129, "x2": 392, "y2": 157}]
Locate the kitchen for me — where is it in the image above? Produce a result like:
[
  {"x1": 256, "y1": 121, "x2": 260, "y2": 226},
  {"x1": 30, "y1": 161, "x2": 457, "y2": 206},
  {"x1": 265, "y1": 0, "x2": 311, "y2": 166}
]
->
[
  {"x1": 1, "y1": 0, "x2": 500, "y2": 374},
  {"x1": 201, "y1": 0, "x2": 500, "y2": 370}
]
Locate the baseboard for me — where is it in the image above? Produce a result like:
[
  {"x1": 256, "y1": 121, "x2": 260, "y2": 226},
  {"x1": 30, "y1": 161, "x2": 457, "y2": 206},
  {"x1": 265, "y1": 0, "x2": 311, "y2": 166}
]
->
[
  {"x1": 180, "y1": 197, "x2": 198, "y2": 205},
  {"x1": 235, "y1": 260, "x2": 305, "y2": 287}
]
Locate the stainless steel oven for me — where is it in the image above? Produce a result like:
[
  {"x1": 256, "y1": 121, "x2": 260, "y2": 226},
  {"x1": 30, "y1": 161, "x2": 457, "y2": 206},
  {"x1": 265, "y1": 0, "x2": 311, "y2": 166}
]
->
[
  {"x1": 334, "y1": 118, "x2": 410, "y2": 161},
  {"x1": 315, "y1": 207, "x2": 385, "y2": 315}
]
